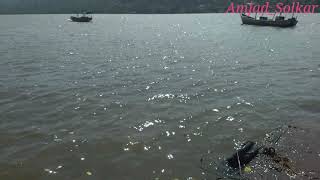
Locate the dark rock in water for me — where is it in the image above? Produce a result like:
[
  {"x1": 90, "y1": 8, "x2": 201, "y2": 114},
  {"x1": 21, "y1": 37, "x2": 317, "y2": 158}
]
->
[{"x1": 226, "y1": 141, "x2": 260, "y2": 169}]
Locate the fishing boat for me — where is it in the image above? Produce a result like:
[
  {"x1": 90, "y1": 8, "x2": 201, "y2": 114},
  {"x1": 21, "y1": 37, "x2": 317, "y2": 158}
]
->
[
  {"x1": 70, "y1": 12, "x2": 92, "y2": 22},
  {"x1": 241, "y1": 13, "x2": 298, "y2": 27}
]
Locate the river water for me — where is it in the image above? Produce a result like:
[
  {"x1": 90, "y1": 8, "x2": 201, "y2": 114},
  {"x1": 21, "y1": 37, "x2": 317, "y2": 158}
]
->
[{"x1": 0, "y1": 14, "x2": 319, "y2": 180}]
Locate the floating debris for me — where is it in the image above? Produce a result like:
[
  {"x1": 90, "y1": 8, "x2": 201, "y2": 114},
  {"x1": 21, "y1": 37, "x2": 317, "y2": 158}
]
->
[
  {"x1": 123, "y1": 141, "x2": 140, "y2": 151},
  {"x1": 44, "y1": 168, "x2": 57, "y2": 174},
  {"x1": 193, "y1": 132, "x2": 201, "y2": 136},
  {"x1": 86, "y1": 171, "x2": 92, "y2": 176},
  {"x1": 237, "y1": 97, "x2": 254, "y2": 106},
  {"x1": 144, "y1": 146, "x2": 151, "y2": 151},
  {"x1": 167, "y1": 154, "x2": 174, "y2": 160},
  {"x1": 226, "y1": 116, "x2": 235, "y2": 121},
  {"x1": 143, "y1": 121, "x2": 154, "y2": 129},
  {"x1": 244, "y1": 166, "x2": 252, "y2": 173},
  {"x1": 178, "y1": 125, "x2": 185, "y2": 129},
  {"x1": 133, "y1": 119, "x2": 164, "y2": 132},
  {"x1": 186, "y1": 134, "x2": 192, "y2": 142},
  {"x1": 165, "y1": 131, "x2": 175, "y2": 136},
  {"x1": 148, "y1": 93, "x2": 190, "y2": 103},
  {"x1": 53, "y1": 135, "x2": 62, "y2": 142},
  {"x1": 148, "y1": 94, "x2": 174, "y2": 100}
]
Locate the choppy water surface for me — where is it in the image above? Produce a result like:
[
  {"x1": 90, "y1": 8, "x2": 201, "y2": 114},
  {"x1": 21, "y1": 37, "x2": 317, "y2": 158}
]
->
[{"x1": 0, "y1": 14, "x2": 319, "y2": 180}]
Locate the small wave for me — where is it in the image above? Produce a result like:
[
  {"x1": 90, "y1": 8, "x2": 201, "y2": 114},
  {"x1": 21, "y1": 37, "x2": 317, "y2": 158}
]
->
[
  {"x1": 147, "y1": 93, "x2": 190, "y2": 103},
  {"x1": 132, "y1": 119, "x2": 165, "y2": 132}
]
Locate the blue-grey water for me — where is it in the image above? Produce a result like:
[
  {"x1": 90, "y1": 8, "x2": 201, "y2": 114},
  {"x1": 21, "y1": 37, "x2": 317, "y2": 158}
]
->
[{"x1": 0, "y1": 14, "x2": 320, "y2": 180}]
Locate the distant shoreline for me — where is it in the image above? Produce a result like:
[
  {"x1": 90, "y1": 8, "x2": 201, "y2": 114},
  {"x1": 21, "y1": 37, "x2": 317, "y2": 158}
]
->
[{"x1": 0, "y1": 12, "x2": 319, "y2": 15}]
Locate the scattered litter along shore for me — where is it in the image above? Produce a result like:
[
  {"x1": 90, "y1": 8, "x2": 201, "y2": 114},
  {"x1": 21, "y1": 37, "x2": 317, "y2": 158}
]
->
[{"x1": 201, "y1": 124, "x2": 320, "y2": 179}]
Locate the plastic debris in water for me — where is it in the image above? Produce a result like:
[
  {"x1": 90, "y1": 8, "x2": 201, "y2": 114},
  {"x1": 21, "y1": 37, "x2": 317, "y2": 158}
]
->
[
  {"x1": 44, "y1": 168, "x2": 57, "y2": 174},
  {"x1": 244, "y1": 166, "x2": 252, "y2": 173},
  {"x1": 53, "y1": 135, "x2": 62, "y2": 142},
  {"x1": 144, "y1": 121, "x2": 154, "y2": 128},
  {"x1": 167, "y1": 154, "x2": 174, "y2": 159},
  {"x1": 226, "y1": 116, "x2": 234, "y2": 121},
  {"x1": 86, "y1": 171, "x2": 92, "y2": 176},
  {"x1": 144, "y1": 146, "x2": 150, "y2": 151},
  {"x1": 179, "y1": 125, "x2": 185, "y2": 129},
  {"x1": 185, "y1": 134, "x2": 192, "y2": 142}
]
